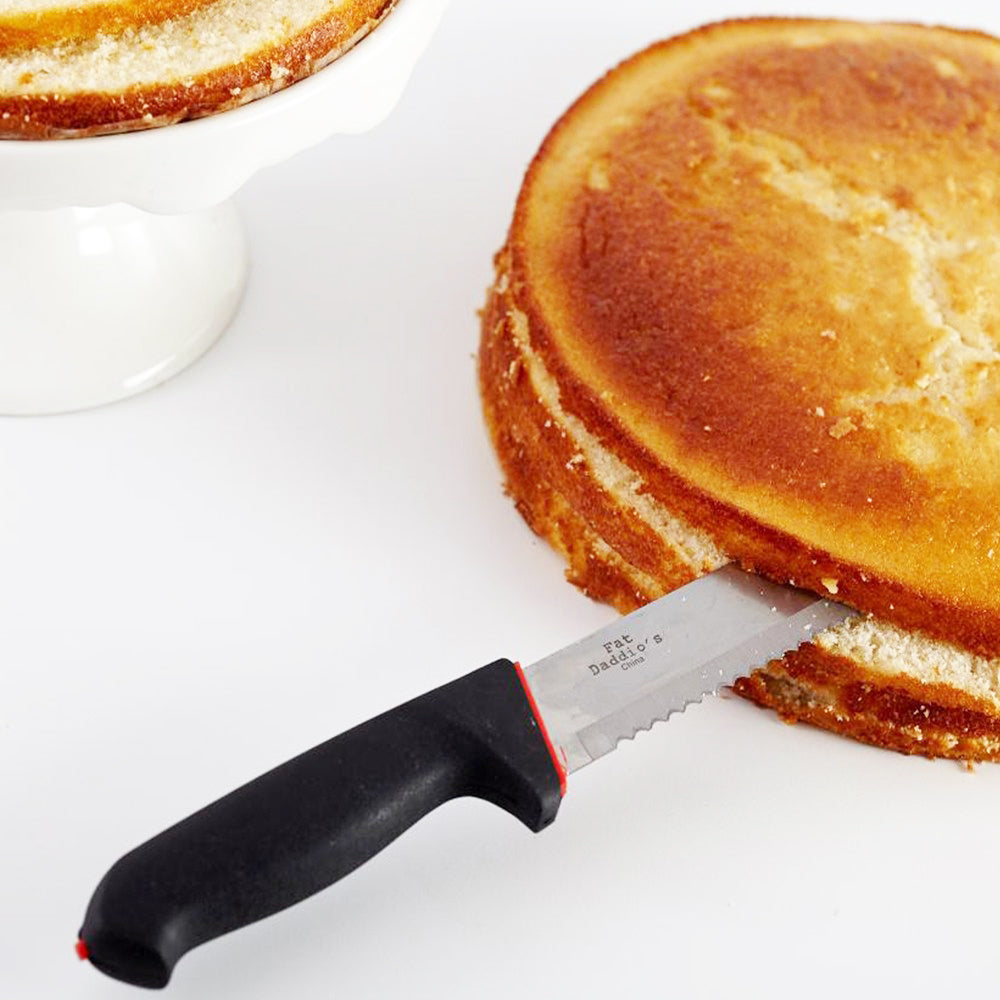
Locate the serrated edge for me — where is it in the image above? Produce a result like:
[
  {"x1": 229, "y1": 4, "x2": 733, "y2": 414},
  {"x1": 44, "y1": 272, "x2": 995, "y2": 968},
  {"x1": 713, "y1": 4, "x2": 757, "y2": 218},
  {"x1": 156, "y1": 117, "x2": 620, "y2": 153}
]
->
[{"x1": 573, "y1": 682, "x2": 722, "y2": 765}]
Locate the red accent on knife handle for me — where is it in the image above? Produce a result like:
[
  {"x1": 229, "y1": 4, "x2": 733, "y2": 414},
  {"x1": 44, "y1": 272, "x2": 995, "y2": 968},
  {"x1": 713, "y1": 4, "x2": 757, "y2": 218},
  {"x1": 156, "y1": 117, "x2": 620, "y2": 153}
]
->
[
  {"x1": 513, "y1": 661, "x2": 567, "y2": 796},
  {"x1": 78, "y1": 659, "x2": 562, "y2": 989}
]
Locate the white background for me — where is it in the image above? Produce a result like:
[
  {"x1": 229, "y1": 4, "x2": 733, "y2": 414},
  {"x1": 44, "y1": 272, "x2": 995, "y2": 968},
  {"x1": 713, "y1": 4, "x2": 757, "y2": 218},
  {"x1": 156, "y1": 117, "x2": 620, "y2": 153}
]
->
[{"x1": 5, "y1": 0, "x2": 1000, "y2": 997}]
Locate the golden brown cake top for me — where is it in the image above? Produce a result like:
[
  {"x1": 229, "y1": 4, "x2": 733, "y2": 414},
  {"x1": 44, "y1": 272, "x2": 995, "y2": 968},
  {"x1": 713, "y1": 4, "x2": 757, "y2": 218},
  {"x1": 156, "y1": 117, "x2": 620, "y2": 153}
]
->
[
  {"x1": 510, "y1": 18, "x2": 1000, "y2": 655},
  {"x1": 0, "y1": 0, "x2": 393, "y2": 137}
]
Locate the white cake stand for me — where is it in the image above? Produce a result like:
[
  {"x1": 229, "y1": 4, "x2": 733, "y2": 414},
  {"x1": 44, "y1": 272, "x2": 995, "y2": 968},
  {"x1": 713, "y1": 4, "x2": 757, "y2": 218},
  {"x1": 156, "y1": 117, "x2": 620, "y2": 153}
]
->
[{"x1": 0, "y1": 0, "x2": 449, "y2": 414}]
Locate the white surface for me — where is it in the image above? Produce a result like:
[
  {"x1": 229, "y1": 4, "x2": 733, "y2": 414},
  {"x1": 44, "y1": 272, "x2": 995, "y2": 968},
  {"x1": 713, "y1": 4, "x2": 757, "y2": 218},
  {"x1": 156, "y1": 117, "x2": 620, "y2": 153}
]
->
[
  {"x1": 0, "y1": 202, "x2": 247, "y2": 413},
  {"x1": 3, "y1": 1, "x2": 1000, "y2": 998}
]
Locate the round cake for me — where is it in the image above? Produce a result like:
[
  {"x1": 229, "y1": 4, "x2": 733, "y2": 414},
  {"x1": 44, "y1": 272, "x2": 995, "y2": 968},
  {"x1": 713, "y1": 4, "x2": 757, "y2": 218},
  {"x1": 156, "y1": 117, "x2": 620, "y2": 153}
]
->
[
  {"x1": 479, "y1": 17, "x2": 1000, "y2": 760},
  {"x1": 0, "y1": 0, "x2": 396, "y2": 137}
]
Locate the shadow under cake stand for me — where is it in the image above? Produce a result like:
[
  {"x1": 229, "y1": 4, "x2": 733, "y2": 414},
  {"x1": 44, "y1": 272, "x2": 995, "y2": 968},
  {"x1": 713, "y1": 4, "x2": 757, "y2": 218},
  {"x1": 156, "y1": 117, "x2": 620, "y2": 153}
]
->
[{"x1": 0, "y1": 0, "x2": 449, "y2": 415}]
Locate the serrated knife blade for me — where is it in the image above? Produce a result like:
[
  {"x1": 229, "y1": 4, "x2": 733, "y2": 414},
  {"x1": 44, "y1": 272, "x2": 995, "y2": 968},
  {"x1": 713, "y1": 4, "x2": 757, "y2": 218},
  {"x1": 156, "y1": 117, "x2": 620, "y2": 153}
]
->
[
  {"x1": 78, "y1": 564, "x2": 855, "y2": 989},
  {"x1": 524, "y1": 563, "x2": 855, "y2": 774}
]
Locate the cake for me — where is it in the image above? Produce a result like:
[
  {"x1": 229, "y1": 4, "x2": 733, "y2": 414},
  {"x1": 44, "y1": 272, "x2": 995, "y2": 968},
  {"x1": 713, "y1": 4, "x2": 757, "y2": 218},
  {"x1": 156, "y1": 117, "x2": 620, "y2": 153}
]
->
[
  {"x1": 0, "y1": 0, "x2": 396, "y2": 138},
  {"x1": 479, "y1": 17, "x2": 1000, "y2": 761}
]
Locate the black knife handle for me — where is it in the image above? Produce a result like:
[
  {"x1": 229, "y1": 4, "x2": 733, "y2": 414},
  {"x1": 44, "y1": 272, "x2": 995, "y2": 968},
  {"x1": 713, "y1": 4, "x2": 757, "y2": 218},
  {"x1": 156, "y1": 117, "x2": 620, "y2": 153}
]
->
[{"x1": 78, "y1": 658, "x2": 564, "y2": 989}]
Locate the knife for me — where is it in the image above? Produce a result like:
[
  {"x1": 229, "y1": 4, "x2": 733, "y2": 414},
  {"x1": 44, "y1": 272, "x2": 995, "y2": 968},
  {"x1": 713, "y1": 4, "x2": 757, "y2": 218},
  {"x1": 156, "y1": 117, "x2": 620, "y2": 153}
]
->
[{"x1": 77, "y1": 564, "x2": 853, "y2": 988}]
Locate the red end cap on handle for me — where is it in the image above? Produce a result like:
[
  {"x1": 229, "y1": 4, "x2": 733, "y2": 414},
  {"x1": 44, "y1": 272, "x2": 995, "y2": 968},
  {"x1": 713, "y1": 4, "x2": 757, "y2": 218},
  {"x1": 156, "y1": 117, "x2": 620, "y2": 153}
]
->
[
  {"x1": 513, "y1": 661, "x2": 567, "y2": 797},
  {"x1": 75, "y1": 938, "x2": 90, "y2": 961}
]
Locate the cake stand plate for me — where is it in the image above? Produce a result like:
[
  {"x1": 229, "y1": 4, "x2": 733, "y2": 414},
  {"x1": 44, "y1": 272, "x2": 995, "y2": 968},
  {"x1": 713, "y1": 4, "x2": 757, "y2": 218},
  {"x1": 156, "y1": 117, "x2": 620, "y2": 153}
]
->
[{"x1": 0, "y1": 0, "x2": 449, "y2": 414}]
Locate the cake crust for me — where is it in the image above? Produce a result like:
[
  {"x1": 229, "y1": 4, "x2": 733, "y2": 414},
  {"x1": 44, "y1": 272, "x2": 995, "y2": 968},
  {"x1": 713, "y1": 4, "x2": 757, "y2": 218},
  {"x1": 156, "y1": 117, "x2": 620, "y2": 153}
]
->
[
  {"x1": 479, "y1": 19, "x2": 1000, "y2": 759},
  {"x1": 508, "y1": 17, "x2": 1000, "y2": 658}
]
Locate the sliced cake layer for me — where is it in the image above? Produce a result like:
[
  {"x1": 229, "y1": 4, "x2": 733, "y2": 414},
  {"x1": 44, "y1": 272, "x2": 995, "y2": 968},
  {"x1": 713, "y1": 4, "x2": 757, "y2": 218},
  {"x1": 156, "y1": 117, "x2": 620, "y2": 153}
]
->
[
  {"x1": 507, "y1": 17, "x2": 1000, "y2": 660},
  {"x1": 0, "y1": 0, "x2": 395, "y2": 137}
]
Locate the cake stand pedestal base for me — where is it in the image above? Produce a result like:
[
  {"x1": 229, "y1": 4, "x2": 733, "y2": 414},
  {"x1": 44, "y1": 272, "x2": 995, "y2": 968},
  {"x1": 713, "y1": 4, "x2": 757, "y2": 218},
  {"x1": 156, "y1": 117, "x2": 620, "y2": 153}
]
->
[{"x1": 0, "y1": 200, "x2": 247, "y2": 414}]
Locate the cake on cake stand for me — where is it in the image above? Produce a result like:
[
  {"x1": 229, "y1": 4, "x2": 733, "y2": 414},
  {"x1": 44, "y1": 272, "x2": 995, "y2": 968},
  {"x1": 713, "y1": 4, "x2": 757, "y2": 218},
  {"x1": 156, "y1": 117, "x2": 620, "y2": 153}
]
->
[{"x1": 0, "y1": 0, "x2": 449, "y2": 414}]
